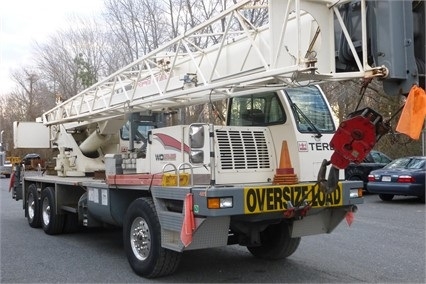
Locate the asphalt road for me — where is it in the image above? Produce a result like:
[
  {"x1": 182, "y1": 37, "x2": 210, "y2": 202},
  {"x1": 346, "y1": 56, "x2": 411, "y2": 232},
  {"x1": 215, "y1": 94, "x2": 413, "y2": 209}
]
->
[{"x1": 1, "y1": 177, "x2": 425, "y2": 283}]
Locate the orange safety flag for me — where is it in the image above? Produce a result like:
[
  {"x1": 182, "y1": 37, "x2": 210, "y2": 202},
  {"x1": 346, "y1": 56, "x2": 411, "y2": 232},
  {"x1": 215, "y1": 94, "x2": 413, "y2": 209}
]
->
[
  {"x1": 180, "y1": 193, "x2": 195, "y2": 247},
  {"x1": 396, "y1": 85, "x2": 426, "y2": 140},
  {"x1": 345, "y1": 211, "x2": 354, "y2": 227}
]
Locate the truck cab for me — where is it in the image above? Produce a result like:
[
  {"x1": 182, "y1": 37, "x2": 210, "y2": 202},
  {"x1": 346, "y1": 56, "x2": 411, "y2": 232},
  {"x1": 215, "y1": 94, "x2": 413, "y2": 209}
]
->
[{"x1": 227, "y1": 85, "x2": 341, "y2": 182}]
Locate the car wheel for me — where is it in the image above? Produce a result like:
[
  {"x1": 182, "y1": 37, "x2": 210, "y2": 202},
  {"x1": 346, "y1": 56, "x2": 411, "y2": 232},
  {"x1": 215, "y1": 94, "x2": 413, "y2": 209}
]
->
[
  {"x1": 347, "y1": 171, "x2": 363, "y2": 181},
  {"x1": 26, "y1": 184, "x2": 41, "y2": 228},
  {"x1": 123, "y1": 197, "x2": 182, "y2": 278},
  {"x1": 346, "y1": 168, "x2": 367, "y2": 191},
  {"x1": 41, "y1": 187, "x2": 65, "y2": 235},
  {"x1": 247, "y1": 222, "x2": 301, "y2": 259},
  {"x1": 379, "y1": 193, "x2": 394, "y2": 201},
  {"x1": 419, "y1": 195, "x2": 425, "y2": 203}
]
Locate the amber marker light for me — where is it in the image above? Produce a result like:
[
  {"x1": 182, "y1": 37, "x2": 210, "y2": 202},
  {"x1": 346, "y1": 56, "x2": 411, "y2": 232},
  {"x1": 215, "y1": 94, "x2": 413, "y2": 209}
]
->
[{"x1": 207, "y1": 198, "x2": 220, "y2": 209}]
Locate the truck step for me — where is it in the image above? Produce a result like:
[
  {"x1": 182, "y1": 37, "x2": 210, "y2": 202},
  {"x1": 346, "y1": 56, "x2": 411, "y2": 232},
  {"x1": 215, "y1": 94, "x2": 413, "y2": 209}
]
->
[{"x1": 60, "y1": 205, "x2": 78, "y2": 213}]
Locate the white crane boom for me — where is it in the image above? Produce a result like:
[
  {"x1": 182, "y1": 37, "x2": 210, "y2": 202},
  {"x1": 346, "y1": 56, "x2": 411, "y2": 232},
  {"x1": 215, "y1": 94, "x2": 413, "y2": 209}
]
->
[{"x1": 41, "y1": 0, "x2": 386, "y2": 126}]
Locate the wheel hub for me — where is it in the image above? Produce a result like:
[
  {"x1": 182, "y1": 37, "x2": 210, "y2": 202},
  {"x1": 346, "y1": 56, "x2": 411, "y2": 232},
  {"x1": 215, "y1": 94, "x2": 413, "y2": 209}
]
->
[
  {"x1": 28, "y1": 196, "x2": 35, "y2": 220},
  {"x1": 42, "y1": 198, "x2": 51, "y2": 226},
  {"x1": 130, "y1": 217, "x2": 151, "y2": 261}
]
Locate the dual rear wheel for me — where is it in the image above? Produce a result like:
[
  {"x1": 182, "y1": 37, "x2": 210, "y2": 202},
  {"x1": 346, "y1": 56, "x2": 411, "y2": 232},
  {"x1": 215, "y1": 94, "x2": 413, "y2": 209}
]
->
[{"x1": 26, "y1": 185, "x2": 77, "y2": 235}]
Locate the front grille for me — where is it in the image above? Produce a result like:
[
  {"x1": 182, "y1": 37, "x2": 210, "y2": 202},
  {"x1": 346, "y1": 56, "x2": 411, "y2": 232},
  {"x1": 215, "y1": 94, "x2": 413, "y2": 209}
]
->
[{"x1": 216, "y1": 129, "x2": 270, "y2": 170}]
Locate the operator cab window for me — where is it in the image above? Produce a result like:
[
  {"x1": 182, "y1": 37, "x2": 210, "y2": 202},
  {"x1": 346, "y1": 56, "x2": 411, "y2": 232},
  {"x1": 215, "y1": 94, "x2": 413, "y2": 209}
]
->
[
  {"x1": 285, "y1": 86, "x2": 335, "y2": 134},
  {"x1": 228, "y1": 92, "x2": 286, "y2": 126},
  {"x1": 121, "y1": 121, "x2": 154, "y2": 142}
]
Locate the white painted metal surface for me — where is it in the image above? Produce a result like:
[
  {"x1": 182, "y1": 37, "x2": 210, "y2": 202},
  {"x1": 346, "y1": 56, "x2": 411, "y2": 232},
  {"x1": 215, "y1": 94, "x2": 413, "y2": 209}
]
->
[{"x1": 41, "y1": 0, "x2": 384, "y2": 127}]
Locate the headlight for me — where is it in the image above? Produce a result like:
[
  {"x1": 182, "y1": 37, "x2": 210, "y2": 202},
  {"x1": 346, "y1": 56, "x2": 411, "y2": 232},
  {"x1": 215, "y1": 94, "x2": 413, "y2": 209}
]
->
[
  {"x1": 350, "y1": 188, "x2": 363, "y2": 198},
  {"x1": 190, "y1": 150, "x2": 204, "y2": 164}
]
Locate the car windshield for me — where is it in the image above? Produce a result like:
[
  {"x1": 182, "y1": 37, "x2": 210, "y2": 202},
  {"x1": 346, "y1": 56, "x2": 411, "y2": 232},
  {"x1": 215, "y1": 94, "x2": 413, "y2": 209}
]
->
[
  {"x1": 369, "y1": 151, "x2": 392, "y2": 163},
  {"x1": 384, "y1": 157, "x2": 426, "y2": 170}
]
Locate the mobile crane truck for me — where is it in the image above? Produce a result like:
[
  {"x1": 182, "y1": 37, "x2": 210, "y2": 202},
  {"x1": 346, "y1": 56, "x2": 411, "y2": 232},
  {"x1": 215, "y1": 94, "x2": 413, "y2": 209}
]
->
[{"x1": 10, "y1": 0, "x2": 424, "y2": 278}]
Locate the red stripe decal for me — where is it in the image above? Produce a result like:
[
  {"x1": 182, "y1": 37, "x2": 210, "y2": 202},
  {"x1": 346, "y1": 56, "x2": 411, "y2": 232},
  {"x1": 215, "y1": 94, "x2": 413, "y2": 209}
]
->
[{"x1": 155, "y1": 133, "x2": 190, "y2": 153}]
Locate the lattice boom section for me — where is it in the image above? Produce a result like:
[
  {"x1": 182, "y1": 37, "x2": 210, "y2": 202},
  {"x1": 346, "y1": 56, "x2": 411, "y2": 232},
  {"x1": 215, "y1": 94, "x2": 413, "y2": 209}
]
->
[{"x1": 216, "y1": 129, "x2": 270, "y2": 170}]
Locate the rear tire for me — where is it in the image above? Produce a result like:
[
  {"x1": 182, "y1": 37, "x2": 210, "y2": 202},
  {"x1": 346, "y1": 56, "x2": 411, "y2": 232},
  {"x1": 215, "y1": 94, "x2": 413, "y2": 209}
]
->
[
  {"x1": 41, "y1": 187, "x2": 65, "y2": 235},
  {"x1": 379, "y1": 193, "x2": 394, "y2": 201},
  {"x1": 247, "y1": 222, "x2": 301, "y2": 259},
  {"x1": 26, "y1": 184, "x2": 41, "y2": 228},
  {"x1": 123, "y1": 197, "x2": 181, "y2": 278}
]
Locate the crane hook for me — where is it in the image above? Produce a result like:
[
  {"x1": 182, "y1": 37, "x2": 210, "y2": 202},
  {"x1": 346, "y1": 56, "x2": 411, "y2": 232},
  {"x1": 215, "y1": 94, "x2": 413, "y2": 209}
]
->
[{"x1": 317, "y1": 159, "x2": 340, "y2": 194}]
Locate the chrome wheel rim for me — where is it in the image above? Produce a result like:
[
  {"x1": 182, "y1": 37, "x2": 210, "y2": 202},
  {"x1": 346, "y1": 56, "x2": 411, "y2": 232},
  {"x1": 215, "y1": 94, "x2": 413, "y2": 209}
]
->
[
  {"x1": 130, "y1": 217, "x2": 151, "y2": 261},
  {"x1": 42, "y1": 197, "x2": 51, "y2": 226},
  {"x1": 28, "y1": 193, "x2": 35, "y2": 220}
]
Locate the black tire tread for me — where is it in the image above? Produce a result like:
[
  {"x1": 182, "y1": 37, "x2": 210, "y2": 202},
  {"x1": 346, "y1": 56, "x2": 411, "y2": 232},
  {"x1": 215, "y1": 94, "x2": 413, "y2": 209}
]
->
[
  {"x1": 247, "y1": 222, "x2": 301, "y2": 259},
  {"x1": 346, "y1": 168, "x2": 364, "y2": 180},
  {"x1": 41, "y1": 187, "x2": 65, "y2": 235},
  {"x1": 63, "y1": 213, "x2": 80, "y2": 234},
  {"x1": 26, "y1": 184, "x2": 41, "y2": 228},
  {"x1": 123, "y1": 197, "x2": 181, "y2": 278},
  {"x1": 379, "y1": 193, "x2": 394, "y2": 201}
]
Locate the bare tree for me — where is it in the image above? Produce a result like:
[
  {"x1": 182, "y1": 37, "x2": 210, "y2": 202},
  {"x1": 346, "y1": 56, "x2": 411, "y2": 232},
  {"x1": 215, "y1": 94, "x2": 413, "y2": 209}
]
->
[
  {"x1": 0, "y1": 67, "x2": 55, "y2": 156},
  {"x1": 9, "y1": 68, "x2": 54, "y2": 121},
  {"x1": 103, "y1": 0, "x2": 169, "y2": 64},
  {"x1": 34, "y1": 16, "x2": 107, "y2": 100}
]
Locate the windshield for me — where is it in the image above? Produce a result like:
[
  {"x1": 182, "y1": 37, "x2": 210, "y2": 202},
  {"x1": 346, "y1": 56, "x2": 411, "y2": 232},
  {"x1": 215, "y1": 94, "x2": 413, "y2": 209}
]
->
[
  {"x1": 384, "y1": 157, "x2": 426, "y2": 170},
  {"x1": 228, "y1": 92, "x2": 286, "y2": 126},
  {"x1": 285, "y1": 86, "x2": 335, "y2": 133}
]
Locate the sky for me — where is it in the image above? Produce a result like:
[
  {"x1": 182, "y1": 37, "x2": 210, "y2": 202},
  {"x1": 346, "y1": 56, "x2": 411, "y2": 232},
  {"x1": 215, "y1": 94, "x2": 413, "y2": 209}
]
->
[{"x1": 0, "y1": 0, "x2": 104, "y2": 95}]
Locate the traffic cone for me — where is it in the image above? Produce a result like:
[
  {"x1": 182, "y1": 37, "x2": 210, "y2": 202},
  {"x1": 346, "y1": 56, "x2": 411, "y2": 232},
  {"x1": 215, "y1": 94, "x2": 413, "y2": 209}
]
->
[{"x1": 273, "y1": 141, "x2": 298, "y2": 185}]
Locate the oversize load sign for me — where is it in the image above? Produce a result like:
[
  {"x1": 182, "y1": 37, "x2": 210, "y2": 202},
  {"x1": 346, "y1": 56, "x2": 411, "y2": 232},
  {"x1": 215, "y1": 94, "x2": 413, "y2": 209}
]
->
[{"x1": 244, "y1": 183, "x2": 343, "y2": 214}]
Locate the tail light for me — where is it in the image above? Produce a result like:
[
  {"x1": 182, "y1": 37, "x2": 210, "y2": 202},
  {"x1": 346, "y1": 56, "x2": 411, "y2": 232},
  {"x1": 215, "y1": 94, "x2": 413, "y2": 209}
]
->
[
  {"x1": 397, "y1": 175, "x2": 415, "y2": 183},
  {"x1": 367, "y1": 174, "x2": 375, "y2": 182}
]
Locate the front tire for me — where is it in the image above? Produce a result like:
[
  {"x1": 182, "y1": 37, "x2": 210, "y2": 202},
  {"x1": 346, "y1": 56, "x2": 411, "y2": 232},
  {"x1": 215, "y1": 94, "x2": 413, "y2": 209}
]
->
[
  {"x1": 26, "y1": 184, "x2": 41, "y2": 228},
  {"x1": 41, "y1": 187, "x2": 65, "y2": 235},
  {"x1": 247, "y1": 222, "x2": 301, "y2": 259},
  {"x1": 379, "y1": 193, "x2": 394, "y2": 201},
  {"x1": 123, "y1": 197, "x2": 181, "y2": 278}
]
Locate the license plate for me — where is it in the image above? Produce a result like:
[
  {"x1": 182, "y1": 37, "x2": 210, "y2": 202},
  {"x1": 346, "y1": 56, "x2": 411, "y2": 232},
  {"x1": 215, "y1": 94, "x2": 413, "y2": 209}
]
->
[
  {"x1": 243, "y1": 183, "x2": 343, "y2": 214},
  {"x1": 382, "y1": 176, "x2": 391, "y2": 182}
]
